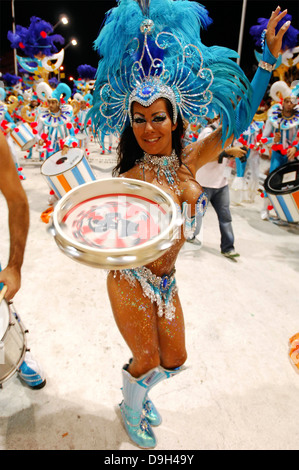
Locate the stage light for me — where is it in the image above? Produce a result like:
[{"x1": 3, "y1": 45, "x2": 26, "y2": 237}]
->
[
  {"x1": 53, "y1": 15, "x2": 69, "y2": 30},
  {"x1": 64, "y1": 39, "x2": 78, "y2": 51}
]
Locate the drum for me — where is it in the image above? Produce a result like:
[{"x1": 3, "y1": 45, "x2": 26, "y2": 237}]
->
[
  {"x1": 264, "y1": 161, "x2": 299, "y2": 223},
  {"x1": 10, "y1": 122, "x2": 36, "y2": 150},
  {"x1": 0, "y1": 300, "x2": 27, "y2": 386},
  {"x1": 51, "y1": 178, "x2": 181, "y2": 269},
  {"x1": 41, "y1": 148, "x2": 96, "y2": 199}
]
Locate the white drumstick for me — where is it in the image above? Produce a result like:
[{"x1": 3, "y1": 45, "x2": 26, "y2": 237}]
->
[{"x1": 0, "y1": 286, "x2": 7, "y2": 304}]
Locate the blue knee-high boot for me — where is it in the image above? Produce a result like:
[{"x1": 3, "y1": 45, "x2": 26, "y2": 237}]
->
[
  {"x1": 143, "y1": 365, "x2": 185, "y2": 427},
  {"x1": 119, "y1": 365, "x2": 159, "y2": 448},
  {"x1": 119, "y1": 363, "x2": 185, "y2": 448}
]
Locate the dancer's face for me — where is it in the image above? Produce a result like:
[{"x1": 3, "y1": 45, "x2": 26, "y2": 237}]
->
[
  {"x1": 132, "y1": 99, "x2": 177, "y2": 156},
  {"x1": 48, "y1": 99, "x2": 60, "y2": 113},
  {"x1": 282, "y1": 97, "x2": 295, "y2": 117}
]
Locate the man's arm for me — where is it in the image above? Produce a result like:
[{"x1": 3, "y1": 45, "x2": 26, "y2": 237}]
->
[{"x1": 0, "y1": 131, "x2": 29, "y2": 300}]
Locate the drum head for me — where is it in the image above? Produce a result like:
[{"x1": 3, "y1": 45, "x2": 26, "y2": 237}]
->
[
  {"x1": 0, "y1": 300, "x2": 9, "y2": 341},
  {"x1": 52, "y1": 178, "x2": 181, "y2": 269},
  {"x1": 264, "y1": 161, "x2": 299, "y2": 195},
  {"x1": 41, "y1": 148, "x2": 84, "y2": 177}
]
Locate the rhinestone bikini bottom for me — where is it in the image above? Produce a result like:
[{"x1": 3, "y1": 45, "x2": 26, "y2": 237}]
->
[{"x1": 114, "y1": 266, "x2": 178, "y2": 321}]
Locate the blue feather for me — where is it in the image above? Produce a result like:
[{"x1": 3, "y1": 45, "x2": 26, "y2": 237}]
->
[
  {"x1": 77, "y1": 64, "x2": 97, "y2": 79},
  {"x1": 250, "y1": 14, "x2": 299, "y2": 51}
]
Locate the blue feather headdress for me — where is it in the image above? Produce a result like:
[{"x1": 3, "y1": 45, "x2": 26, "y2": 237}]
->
[
  {"x1": 7, "y1": 16, "x2": 65, "y2": 59},
  {"x1": 2, "y1": 73, "x2": 22, "y2": 87},
  {"x1": 89, "y1": 0, "x2": 252, "y2": 140}
]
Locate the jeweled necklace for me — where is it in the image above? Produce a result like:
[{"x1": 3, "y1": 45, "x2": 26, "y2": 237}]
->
[{"x1": 138, "y1": 150, "x2": 181, "y2": 195}]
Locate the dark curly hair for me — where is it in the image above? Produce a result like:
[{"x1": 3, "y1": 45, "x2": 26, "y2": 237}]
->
[{"x1": 113, "y1": 99, "x2": 184, "y2": 176}]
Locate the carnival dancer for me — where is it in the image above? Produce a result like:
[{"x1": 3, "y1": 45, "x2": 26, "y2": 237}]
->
[
  {"x1": 73, "y1": 64, "x2": 96, "y2": 97},
  {"x1": 72, "y1": 92, "x2": 95, "y2": 150},
  {"x1": 73, "y1": 93, "x2": 90, "y2": 132},
  {"x1": 0, "y1": 131, "x2": 46, "y2": 389},
  {"x1": 21, "y1": 96, "x2": 40, "y2": 160},
  {"x1": 261, "y1": 80, "x2": 299, "y2": 219},
  {"x1": 0, "y1": 87, "x2": 26, "y2": 180},
  {"x1": 73, "y1": 64, "x2": 97, "y2": 96},
  {"x1": 1, "y1": 73, "x2": 24, "y2": 121},
  {"x1": 87, "y1": 0, "x2": 289, "y2": 448},
  {"x1": 231, "y1": 111, "x2": 268, "y2": 204},
  {"x1": 35, "y1": 82, "x2": 78, "y2": 160}
]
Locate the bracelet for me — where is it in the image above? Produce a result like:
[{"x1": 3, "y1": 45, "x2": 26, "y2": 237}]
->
[{"x1": 258, "y1": 60, "x2": 276, "y2": 73}]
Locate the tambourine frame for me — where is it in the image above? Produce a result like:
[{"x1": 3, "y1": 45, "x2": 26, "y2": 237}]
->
[{"x1": 51, "y1": 178, "x2": 181, "y2": 269}]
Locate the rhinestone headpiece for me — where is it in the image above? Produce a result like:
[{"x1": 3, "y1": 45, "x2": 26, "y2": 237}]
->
[
  {"x1": 129, "y1": 76, "x2": 178, "y2": 125},
  {"x1": 94, "y1": 16, "x2": 214, "y2": 134}
]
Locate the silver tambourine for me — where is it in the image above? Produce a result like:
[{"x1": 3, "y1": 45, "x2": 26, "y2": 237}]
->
[{"x1": 51, "y1": 178, "x2": 181, "y2": 269}]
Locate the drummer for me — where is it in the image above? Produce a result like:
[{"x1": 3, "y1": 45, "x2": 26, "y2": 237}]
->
[
  {"x1": 73, "y1": 93, "x2": 90, "y2": 132},
  {"x1": 261, "y1": 81, "x2": 299, "y2": 219},
  {"x1": 0, "y1": 131, "x2": 46, "y2": 388},
  {"x1": 0, "y1": 87, "x2": 27, "y2": 181},
  {"x1": 72, "y1": 93, "x2": 93, "y2": 154},
  {"x1": 21, "y1": 96, "x2": 41, "y2": 160},
  {"x1": 263, "y1": 81, "x2": 299, "y2": 172},
  {"x1": 88, "y1": 1, "x2": 290, "y2": 448},
  {"x1": 35, "y1": 82, "x2": 79, "y2": 160}
]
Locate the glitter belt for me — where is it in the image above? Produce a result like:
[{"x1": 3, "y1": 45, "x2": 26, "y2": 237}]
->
[{"x1": 116, "y1": 266, "x2": 178, "y2": 321}]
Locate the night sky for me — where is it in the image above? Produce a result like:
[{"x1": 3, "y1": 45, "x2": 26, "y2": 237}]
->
[{"x1": 1, "y1": 0, "x2": 298, "y2": 83}]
